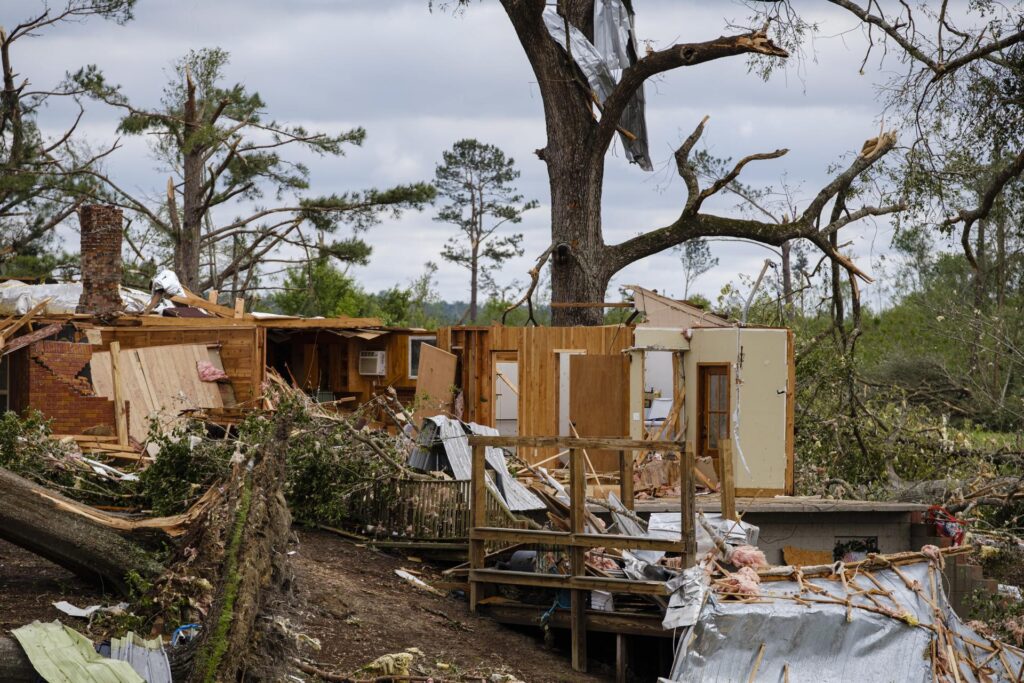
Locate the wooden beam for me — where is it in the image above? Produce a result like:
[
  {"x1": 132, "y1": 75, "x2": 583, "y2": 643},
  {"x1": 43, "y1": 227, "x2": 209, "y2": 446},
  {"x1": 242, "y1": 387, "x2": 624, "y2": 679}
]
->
[
  {"x1": 0, "y1": 322, "x2": 62, "y2": 357},
  {"x1": 207, "y1": 289, "x2": 219, "y2": 304},
  {"x1": 721, "y1": 439, "x2": 736, "y2": 521},
  {"x1": 468, "y1": 435, "x2": 683, "y2": 451},
  {"x1": 616, "y1": 634, "x2": 628, "y2": 683},
  {"x1": 109, "y1": 341, "x2": 128, "y2": 448},
  {"x1": 233, "y1": 297, "x2": 244, "y2": 318},
  {"x1": 682, "y1": 447, "x2": 697, "y2": 566},
  {"x1": 468, "y1": 528, "x2": 685, "y2": 552},
  {"x1": 468, "y1": 569, "x2": 671, "y2": 596},
  {"x1": 550, "y1": 302, "x2": 634, "y2": 308},
  {"x1": 480, "y1": 603, "x2": 672, "y2": 638},
  {"x1": 0, "y1": 298, "x2": 52, "y2": 349},
  {"x1": 469, "y1": 442, "x2": 487, "y2": 612}
]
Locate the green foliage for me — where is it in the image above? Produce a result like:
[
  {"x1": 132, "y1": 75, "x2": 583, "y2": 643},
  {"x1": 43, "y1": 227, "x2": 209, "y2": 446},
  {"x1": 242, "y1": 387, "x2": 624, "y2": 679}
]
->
[
  {"x1": 138, "y1": 423, "x2": 233, "y2": 515},
  {"x1": 434, "y1": 139, "x2": 536, "y2": 320},
  {"x1": 0, "y1": 411, "x2": 74, "y2": 487}
]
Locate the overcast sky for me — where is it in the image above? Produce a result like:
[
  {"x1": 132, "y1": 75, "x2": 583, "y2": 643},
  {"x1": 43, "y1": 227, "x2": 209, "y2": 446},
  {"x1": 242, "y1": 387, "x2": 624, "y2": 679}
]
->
[{"x1": 6, "y1": 0, "x2": 910, "y2": 306}]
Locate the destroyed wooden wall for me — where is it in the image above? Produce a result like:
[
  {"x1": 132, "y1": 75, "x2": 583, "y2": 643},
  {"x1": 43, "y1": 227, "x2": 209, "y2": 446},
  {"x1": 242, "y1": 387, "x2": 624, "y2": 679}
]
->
[
  {"x1": 683, "y1": 327, "x2": 794, "y2": 496},
  {"x1": 90, "y1": 320, "x2": 265, "y2": 406},
  {"x1": 437, "y1": 325, "x2": 633, "y2": 464},
  {"x1": 264, "y1": 329, "x2": 421, "y2": 404}
]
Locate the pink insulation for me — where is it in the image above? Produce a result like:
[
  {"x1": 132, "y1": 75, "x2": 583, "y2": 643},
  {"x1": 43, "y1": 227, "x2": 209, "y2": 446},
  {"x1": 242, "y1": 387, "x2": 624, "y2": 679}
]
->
[
  {"x1": 197, "y1": 360, "x2": 229, "y2": 382},
  {"x1": 730, "y1": 545, "x2": 769, "y2": 569},
  {"x1": 720, "y1": 566, "x2": 761, "y2": 596}
]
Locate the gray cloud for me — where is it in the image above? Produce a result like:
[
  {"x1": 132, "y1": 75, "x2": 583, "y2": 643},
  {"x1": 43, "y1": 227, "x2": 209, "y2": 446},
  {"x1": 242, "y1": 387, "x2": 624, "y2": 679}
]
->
[{"x1": 4, "y1": 0, "x2": 900, "y2": 304}]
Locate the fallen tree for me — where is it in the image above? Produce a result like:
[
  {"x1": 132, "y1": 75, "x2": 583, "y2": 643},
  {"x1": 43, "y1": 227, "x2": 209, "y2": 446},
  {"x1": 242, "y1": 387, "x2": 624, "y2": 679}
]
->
[{"x1": 0, "y1": 467, "x2": 164, "y2": 594}]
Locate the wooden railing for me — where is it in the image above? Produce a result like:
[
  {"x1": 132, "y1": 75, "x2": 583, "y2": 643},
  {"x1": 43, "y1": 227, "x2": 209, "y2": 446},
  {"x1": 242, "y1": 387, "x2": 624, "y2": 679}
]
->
[{"x1": 467, "y1": 435, "x2": 697, "y2": 673}]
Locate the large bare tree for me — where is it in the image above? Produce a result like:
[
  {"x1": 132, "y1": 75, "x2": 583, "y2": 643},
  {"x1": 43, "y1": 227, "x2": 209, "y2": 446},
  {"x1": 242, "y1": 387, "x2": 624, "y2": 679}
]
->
[{"x1": 446, "y1": 1, "x2": 1024, "y2": 325}]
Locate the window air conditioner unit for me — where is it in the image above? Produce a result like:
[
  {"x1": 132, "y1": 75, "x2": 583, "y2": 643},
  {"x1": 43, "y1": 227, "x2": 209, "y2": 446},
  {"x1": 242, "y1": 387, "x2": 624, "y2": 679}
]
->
[{"x1": 358, "y1": 350, "x2": 386, "y2": 376}]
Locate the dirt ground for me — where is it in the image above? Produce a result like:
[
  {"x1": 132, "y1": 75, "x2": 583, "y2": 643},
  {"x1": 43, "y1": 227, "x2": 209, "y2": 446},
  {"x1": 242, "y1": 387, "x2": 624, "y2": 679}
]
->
[
  {"x1": 0, "y1": 532, "x2": 610, "y2": 681},
  {"x1": 0, "y1": 538, "x2": 108, "y2": 632},
  {"x1": 290, "y1": 528, "x2": 609, "y2": 681}
]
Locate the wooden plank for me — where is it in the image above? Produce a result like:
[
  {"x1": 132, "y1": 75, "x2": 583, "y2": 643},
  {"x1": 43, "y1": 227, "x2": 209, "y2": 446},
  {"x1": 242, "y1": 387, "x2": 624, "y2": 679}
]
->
[
  {"x1": 469, "y1": 442, "x2": 487, "y2": 612},
  {"x1": 571, "y1": 584, "x2": 587, "y2": 672},
  {"x1": 0, "y1": 298, "x2": 52, "y2": 349},
  {"x1": 468, "y1": 569, "x2": 670, "y2": 596},
  {"x1": 681, "y1": 447, "x2": 697, "y2": 567},
  {"x1": 413, "y1": 344, "x2": 457, "y2": 422},
  {"x1": 468, "y1": 528, "x2": 684, "y2": 552},
  {"x1": 233, "y1": 297, "x2": 244, "y2": 318},
  {"x1": 721, "y1": 439, "x2": 736, "y2": 521},
  {"x1": 109, "y1": 341, "x2": 128, "y2": 447},
  {"x1": 550, "y1": 302, "x2": 634, "y2": 308},
  {"x1": 468, "y1": 435, "x2": 683, "y2": 451},
  {"x1": 480, "y1": 603, "x2": 672, "y2": 638},
  {"x1": 207, "y1": 289, "x2": 219, "y2": 304},
  {"x1": 0, "y1": 322, "x2": 63, "y2": 356}
]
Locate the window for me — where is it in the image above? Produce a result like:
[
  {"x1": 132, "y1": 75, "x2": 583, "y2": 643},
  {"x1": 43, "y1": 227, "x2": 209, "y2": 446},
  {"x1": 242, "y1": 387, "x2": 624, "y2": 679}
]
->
[
  {"x1": 698, "y1": 364, "x2": 730, "y2": 458},
  {"x1": 408, "y1": 335, "x2": 437, "y2": 379}
]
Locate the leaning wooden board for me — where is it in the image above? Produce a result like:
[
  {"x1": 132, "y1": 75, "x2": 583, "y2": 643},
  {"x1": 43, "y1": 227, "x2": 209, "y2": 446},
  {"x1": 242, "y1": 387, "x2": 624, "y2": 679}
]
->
[{"x1": 91, "y1": 344, "x2": 228, "y2": 443}]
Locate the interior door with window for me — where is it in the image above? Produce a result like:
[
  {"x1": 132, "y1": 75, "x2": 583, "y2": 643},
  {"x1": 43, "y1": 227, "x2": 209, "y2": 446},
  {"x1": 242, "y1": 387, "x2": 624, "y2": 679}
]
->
[{"x1": 698, "y1": 364, "x2": 730, "y2": 462}]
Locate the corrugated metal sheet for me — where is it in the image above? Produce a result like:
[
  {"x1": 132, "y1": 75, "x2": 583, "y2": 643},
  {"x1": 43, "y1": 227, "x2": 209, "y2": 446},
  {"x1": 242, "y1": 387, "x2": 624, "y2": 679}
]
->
[
  {"x1": 110, "y1": 632, "x2": 172, "y2": 683},
  {"x1": 409, "y1": 417, "x2": 544, "y2": 512},
  {"x1": 11, "y1": 620, "x2": 144, "y2": 683},
  {"x1": 663, "y1": 561, "x2": 1024, "y2": 682}
]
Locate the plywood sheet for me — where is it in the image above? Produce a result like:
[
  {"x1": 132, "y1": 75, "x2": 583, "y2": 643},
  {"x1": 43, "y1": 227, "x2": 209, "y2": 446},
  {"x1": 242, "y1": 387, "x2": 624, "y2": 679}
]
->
[
  {"x1": 413, "y1": 343, "x2": 457, "y2": 423},
  {"x1": 92, "y1": 343, "x2": 226, "y2": 442},
  {"x1": 569, "y1": 354, "x2": 629, "y2": 471}
]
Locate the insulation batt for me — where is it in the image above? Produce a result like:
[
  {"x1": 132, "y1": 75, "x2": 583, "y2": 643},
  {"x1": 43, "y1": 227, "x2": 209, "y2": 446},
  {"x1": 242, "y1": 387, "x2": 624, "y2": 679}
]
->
[
  {"x1": 720, "y1": 566, "x2": 761, "y2": 596},
  {"x1": 196, "y1": 360, "x2": 229, "y2": 382},
  {"x1": 729, "y1": 545, "x2": 768, "y2": 569}
]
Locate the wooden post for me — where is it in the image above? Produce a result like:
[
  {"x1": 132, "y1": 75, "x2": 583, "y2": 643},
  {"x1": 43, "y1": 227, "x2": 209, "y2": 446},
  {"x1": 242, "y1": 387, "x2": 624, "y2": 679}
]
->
[
  {"x1": 721, "y1": 439, "x2": 736, "y2": 521},
  {"x1": 233, "y1": 297, "x2": 245, "y2": 318},
  {"x1": 616, "y1": 634, "x2": 628, "y2": 683},
  {"x1": 109, "y1": 341, "x2": 128, "y2": 448},
  {"x1": 681, "y1": 446, "x2": 697, "y2": 567},
  {"x1": 469, "y1": 442, "x2": 487, "y2": 611},
  {"x1": 618, "y1": 449, "x2": 634, "y2": 510},
  {"x1": 569, "y1": 448, "x2": 587, "y2": 672},
  {"x1": 207, "y1": 289, "x2": 219, "y2": 304}
]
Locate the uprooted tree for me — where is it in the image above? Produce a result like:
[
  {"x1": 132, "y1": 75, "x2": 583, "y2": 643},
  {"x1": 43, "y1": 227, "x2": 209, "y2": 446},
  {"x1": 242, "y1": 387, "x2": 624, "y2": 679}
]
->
[{"x1": 444, "y1": 1, "x2": 1024, "y2": 325}]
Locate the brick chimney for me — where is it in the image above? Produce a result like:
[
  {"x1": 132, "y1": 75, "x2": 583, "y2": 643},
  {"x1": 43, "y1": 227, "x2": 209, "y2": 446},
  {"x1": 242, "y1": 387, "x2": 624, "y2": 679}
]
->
[{"x1": 77, "y1": 204, "x2": 124, "y2": 315}]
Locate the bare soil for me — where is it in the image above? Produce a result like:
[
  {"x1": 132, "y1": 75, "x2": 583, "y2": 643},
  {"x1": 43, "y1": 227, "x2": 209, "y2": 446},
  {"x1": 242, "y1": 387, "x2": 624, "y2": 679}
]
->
[
  {"x1": 0, "y1": 538, "x2": 109, "y2": 632},
  {"x1": 0, "y1": 531, "x2": 609, "y2": 682},
  {"x1": 290, "y1": 528, "x2": 608, "y2": 681}
]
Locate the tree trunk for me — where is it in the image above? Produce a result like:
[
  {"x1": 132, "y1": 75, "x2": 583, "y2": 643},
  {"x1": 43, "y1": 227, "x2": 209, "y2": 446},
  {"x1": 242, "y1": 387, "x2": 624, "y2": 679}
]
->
[
  {"x1": 184, "y1": 412, "x2": 294, "y2": 682},
  {"x1": 0, "y1": 636, "x2": 35, "y2": 683},
  {"x1": 176, "y1": 75, "x2": 203, "y2": 291},
  {"x1": 0, "y1": 468, "x2": 163, "y2": 594},
  {"x1": 781, "y1": 241, "x2": 794, "y2": 322}
]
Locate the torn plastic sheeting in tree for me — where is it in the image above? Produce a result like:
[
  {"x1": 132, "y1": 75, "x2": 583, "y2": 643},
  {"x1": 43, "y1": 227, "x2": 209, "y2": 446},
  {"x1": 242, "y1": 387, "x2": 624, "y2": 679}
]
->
[{"x1": 542, "y1": 7, "x2": 652, "y2": 171}]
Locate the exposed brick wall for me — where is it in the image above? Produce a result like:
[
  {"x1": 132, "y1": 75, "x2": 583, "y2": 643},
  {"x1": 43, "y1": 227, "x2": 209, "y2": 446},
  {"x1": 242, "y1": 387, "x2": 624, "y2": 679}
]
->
[
  {"x1": 77, "y1": 204, "x2": 124, "y2": 315},
  {"x1": 21, "y1": 341, "x2": 121, "y2": 435}
]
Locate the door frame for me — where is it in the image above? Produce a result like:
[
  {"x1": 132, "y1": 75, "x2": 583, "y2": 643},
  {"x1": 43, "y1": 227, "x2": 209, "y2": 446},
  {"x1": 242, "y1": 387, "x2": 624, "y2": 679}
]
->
[{"x1": 697, "y1": 363, "x2": 731, "y2": 460}]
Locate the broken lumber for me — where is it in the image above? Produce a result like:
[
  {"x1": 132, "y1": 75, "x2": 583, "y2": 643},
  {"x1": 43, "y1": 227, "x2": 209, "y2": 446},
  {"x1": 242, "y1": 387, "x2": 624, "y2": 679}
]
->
[{"x1": 0, "y1": 467, "x2": 163, "y2": 594}]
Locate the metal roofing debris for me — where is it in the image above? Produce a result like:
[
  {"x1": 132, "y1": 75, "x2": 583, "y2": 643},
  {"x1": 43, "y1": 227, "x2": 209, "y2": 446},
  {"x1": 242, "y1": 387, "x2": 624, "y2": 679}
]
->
[
  {"x1": 542, "y1": 4, "x2": 652, "y2": 171},
  {"x1": 410, "y1": 416, "x2": 545, "y2": 512},
  {"x1": 109, "y1": 632, "x2": 172, "y2": 683},
  {"x1": 662, "y1": 559, "x2": 1024, "y2": 682},
  {"x1": 11, "y1": 620, "x2": 143, "y2": 683}
]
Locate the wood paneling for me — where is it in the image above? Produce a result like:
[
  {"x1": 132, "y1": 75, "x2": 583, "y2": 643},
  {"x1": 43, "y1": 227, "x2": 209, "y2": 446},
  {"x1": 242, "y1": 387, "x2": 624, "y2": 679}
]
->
[
  {"x1": 569, "y1": 354, "x2": 629, "y2": 470},
  {"x1": 94, "y1": 324, "x2": 264, "y2": 407},
  {"x1": 439, "y1": 325, "x2": 633, "y2": 465},
  {"x1": 413, "y1": 344, "x2": 457, "y2": 421}
]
